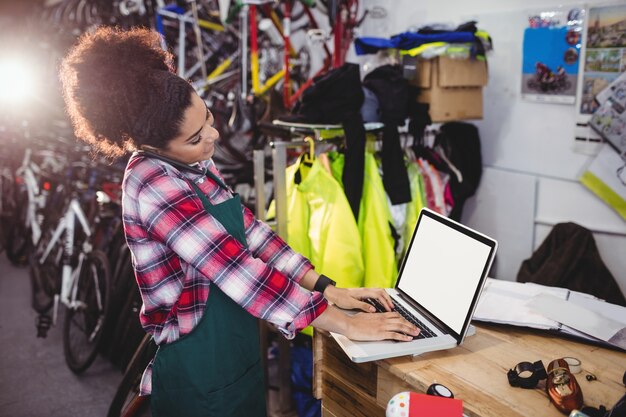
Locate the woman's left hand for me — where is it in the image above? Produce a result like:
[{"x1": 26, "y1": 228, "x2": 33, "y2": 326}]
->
[{"x1": 323, "y1": 286, "x2": 394, "y2": 313}]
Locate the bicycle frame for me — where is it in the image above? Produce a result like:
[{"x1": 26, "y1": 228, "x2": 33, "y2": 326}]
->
[
  {"x1": 38, "y1": 197, "x2": 95, "y2": 325},
  {"x1": 247, "y1": 0, "x2": 359, "y2": 109},
  {"x1": 15, "y1": 147, "x2": 66, "y2": 246},
  {"x1": 156, "y1": 2, "x2": 228, "y2": 81},
  {"x1": 246, "y1": 1, "x2": 329, "y2": 108}
]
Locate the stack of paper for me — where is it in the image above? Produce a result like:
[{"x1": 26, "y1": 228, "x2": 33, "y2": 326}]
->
[{"x1": 474, "y1": 278, "x2": 626, "y2": 350}]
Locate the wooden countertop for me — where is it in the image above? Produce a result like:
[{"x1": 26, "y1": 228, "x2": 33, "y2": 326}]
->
[{"x1": 314, "y1": 323, "x2": 626, "y2": 417}]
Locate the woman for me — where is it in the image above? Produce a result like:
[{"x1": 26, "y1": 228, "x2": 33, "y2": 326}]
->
[{"x1": 60, "y1": 27, "x2": 418, "y2": 417}]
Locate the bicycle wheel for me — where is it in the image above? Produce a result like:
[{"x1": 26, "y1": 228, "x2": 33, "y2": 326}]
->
[
  {"x1": 107, "y1": 334, "x2": 157, "y2": 417},
  {"x1": 63, "y1": 249, "x2": 111, "y2": 374},
  {"x1": 0, "y1": 168, "x2": 15, "y2": 252},
  {"x1": 29, "y1": 214, "x2": 64, "y2": 316}
]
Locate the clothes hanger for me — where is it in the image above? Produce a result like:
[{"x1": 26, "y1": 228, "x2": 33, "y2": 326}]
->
[
  {"x1": 434, "y1": 145, "x2": 463, "y2": 183},
  {"x1": 302, "y1": 136, "x2": 315, "y2": 166}
]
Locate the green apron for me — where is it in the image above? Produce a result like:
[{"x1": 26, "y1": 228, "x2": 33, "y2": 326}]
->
[{"x1": 151, "y1": 169, "x2": 267, "y2": 417}]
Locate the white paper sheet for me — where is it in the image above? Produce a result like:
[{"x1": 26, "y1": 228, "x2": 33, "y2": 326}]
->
[{"x1": 526, "y1": 293, "x2": 626, "y2": 349}]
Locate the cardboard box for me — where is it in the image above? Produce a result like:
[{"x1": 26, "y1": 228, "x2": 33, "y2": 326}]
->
[{"x1": 412, "y1": 56, "x2": 488, "y2": 122}]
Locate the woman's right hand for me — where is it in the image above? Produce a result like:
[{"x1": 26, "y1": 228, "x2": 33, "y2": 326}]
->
[
  {"x1": 310, "y1": 305, "x2": 420, "y2": 342},
  {"x1": 346, "y1": 312, "x2": 420, "y2": 342}
]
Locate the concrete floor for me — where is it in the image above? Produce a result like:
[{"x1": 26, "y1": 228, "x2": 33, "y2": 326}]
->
[
  {"x1": 0, "y1": 253, "x2": 123, "y2": 417},
  {"x1": 0, "y1": 252, "x2": 301, "y2": 417}
]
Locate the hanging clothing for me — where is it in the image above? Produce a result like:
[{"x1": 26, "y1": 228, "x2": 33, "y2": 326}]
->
[
  {"x1": 268, "y1": 156, "x2": 365, "y2": 289},
  {"x1": 518, "y1": 222, "x2": 626, "y2": 306},
  {"x1": 421, "y1": 158, "x2": 449, "y2": 215},
  {"x1": 152, "y1": 168, "x2": 265, "y2": 417},
  {"x1": 355, "y1": 31, "x2": 476, "y2": 55},
  {"x1": 416, "y1": 159, "x2": 438, "y2": 213},
  {"x1": 435, "y1": 122, "x2": 483, "y2": 221},
  {"x1": 362, "y1": 65, "x2": 413, "y2": 204},
  {"x1": 277, "y1": 63, "x2": 366, "y2": 220},
  {"x1": 403, "y1": 162, "x2": 426, "y2": 255},
  {"x1": 328, "y1": 151, "x2": 398, "y2": 288},
  {"x1": 122, "y1": 154, "x2": 328, "y2": 396}
]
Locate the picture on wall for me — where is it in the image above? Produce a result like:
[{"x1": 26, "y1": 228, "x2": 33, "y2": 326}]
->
[
  {"x1": 579, "y1": 4, "x2": 626, "y2": 114},
  {"x1": 590, "y1": 71, "x2": 626, "y2": 151},
  {"x1": 521, "y1": 7, "x2": 584, "y2": 104}
]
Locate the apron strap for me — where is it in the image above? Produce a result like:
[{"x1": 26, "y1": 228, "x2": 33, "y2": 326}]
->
[
  {"x1": 189, "y1": 169, "x2": 229, "y2": 211},
  {"x1": 205, "y1": 169, "x2": 229, "y2": 191},
  {"x1": 190, "y1": 181, "x2": 213, "y2": 212}
]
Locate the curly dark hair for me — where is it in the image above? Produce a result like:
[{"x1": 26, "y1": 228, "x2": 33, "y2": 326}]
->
[{"x1": 59, "y1": 26, "x2": 195, "y2": 158}]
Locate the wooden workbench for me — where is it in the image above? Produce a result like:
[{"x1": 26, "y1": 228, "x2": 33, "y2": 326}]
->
[{"x1": 313, "y1": 324, "x2": 626, "y2": 417}]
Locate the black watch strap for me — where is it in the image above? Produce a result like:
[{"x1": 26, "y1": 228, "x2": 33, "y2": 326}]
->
[
  {"x1": 507, "y1": 360, "x2": 547, "y2": 389},
  {"x1": 314, "y1": 274, "x2": 336, "y2": 294}
]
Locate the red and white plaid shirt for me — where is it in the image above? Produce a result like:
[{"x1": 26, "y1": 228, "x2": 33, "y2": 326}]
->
[{"x1": 122, "y1": 153, "x2": 327, "y2": 395}]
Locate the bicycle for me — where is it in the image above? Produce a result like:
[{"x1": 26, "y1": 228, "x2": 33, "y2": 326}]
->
[
  {"x1": 107, "y1": 333, "x2": 157, "y2": 417},
  {"x1": 6, "y1": 139, "x2": 67, "y2": 265},
  {"x1": 246, "y1": 0, "x2": 367, "y2": 109},
  {"x1": 29, "y1": 160, "x2": 113, "y2": 374},
  {"x1": 0, "y1": 131, "x2": 21, "y2": 253}
]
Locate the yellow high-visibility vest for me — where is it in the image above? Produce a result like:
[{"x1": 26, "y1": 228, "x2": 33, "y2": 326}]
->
[{"x1": 328, "y1": 151, "x2": 398, "y2": 288}]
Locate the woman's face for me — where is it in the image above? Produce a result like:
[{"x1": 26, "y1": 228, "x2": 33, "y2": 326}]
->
[{"x1": 161, "y1": 93, "x2": 219, "y2": 164}]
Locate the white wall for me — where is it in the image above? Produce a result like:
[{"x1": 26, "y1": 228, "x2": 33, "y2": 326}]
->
[{"x1": 360, "y1": 0, "x2": 626, "y2": 296}]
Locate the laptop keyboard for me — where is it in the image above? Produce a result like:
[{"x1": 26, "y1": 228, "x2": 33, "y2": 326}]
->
[{"x1": 366, "y1": 298, "x2": 437, "y2": 340}]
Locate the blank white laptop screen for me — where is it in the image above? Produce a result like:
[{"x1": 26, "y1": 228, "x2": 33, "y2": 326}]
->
[{"x1": 397, "y1": 214, "x2": 493, "y2": 335}]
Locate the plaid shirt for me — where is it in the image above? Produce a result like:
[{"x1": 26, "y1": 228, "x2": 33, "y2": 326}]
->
[{"x1": 122, "y1": 153, "x2": 327, "y2": 395}]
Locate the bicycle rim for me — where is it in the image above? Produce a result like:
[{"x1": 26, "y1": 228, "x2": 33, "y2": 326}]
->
[
  {"x1": 0, "y1": 171, "x2": 16, "y2": 252},
  {"x1": 107, "y1": 334, "x2": 156, "y2": 417},
  {"x1": 63, "y1": 250, "x2": 111, "y2": 374}
]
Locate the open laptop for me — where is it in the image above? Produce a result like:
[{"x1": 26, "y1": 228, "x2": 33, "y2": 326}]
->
[{"x1": 331, "y1": 207, "x2": 497, "y2": 363}]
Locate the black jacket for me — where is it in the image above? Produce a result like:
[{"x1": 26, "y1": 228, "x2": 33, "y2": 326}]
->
[{"x1": 517, "y1": 222, "x2": 626, "y2": 306}]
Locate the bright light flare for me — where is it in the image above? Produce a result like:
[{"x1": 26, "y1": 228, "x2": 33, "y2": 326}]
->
[{"x1": 0, "y1": 57, "x2": 37, "y2": 105}]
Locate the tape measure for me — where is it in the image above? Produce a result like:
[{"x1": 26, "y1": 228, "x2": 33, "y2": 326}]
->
[{"x1": 426, "y1": 383, "x2": 454, "y2": 398}]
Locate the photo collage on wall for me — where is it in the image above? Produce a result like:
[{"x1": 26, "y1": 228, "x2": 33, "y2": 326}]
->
[
  {"x1": 590, "y1": 71, "x2": 626, "y2": 153},
  {"x1": 579, "y1": 4, "x2": 626, "y2": 114},
  {"x1": 580, "y1": 5, "x2": 626, "y2": 221},
  {"x1": 521, "y1": 7, "x2": 585, "y2": 104}
]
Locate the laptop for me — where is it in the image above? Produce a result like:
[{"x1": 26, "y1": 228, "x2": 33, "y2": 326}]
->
[{"x1": 331, "y1": 207, "x2": 498, "y2": 363}]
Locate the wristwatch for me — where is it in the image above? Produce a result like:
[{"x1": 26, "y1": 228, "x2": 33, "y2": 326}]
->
[
  {"x1": 313, "y1": 274, "x2": 336, "y2": 294},
  {"x1": 507, "y1": 360, "x2": 547, "y2": 389}
]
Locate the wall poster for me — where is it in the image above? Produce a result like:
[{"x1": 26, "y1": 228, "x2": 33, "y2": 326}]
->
[
  {"x1": 590, "y1": 71, "x2": 626, "y2": 152},
  {"x1": 521, "y1": 7, "x2": 585, "y2": 104},
  {"x1": 574, "y1": 3, "x2": 626, "y2": 155},
  {"x1": 579, "y1": 4, "x2": 626, "y2": 114}
]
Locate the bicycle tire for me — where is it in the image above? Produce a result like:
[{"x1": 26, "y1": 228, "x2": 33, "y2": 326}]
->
[
  {"x1": 107, "y1": 334, "x2": 157, "y2": 417},
  {"x1": 0, "y1": 168, "x2": 16, "y2": 252},
  {"x1": 63, "y1": 249, "x2": 111, "y2": 374},
  {"x1": 5, "y1": 186, "x2": 31, "y2": 266},
  {"x1": 28, "y1": 211, "x2": 64, "y2": 315}
]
